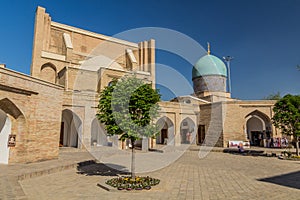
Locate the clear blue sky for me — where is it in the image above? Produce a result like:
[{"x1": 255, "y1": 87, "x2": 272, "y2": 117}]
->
[{"x1": 0, "y1": 0, "x2": 299, "y2": 100}]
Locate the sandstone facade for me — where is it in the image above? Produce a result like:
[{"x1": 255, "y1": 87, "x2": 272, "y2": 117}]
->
[
  {"x1": 0, "y1": 6, "x2": 281, "y2": 164},
  {"x1": 0, "y1": 67, "x2": 63, "y2": 163}
]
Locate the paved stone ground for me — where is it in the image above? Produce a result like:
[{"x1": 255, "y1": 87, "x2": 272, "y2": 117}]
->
[
  {"x1": 0, "y1": 150, "x2": 95, "y2": 200},
  {"x1": 19, "y1": 149, "x2": 300, "y2": 200}
]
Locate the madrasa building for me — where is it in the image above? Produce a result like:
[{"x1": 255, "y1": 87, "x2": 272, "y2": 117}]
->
[{"x1": 0, "y1": 7, "x2": 280, "y2": 164}]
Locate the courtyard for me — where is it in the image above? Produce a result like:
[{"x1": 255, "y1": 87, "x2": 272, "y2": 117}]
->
[{"x1": 14, "y1": 147, "x2": 300, "y2": 200}]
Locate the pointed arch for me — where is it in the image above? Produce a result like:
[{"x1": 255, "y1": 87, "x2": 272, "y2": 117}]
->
[
  {"x1": 180, "y1": 117, "x2": 196, "y2": 144},
  {"x1": 245, "y1": 110, "x2": 272, "y2": 146},
  {"x1": 0, "y1": 99, "x2": 26, "y2": 164},
  {"x1": 0, "y1": 109, "x2": 11, "y2": 164},
  {"x1": 156, "y1": 116, "x2": 175, "y2": 145},
  {"x1": 0, "y1": 98, "x2": 23, "y2": 119},
  {"x1": 60, "y1": 109, "x2": 82, "y2": 148},
  {"x1": 245, "y1": 110, "x2": 271, "y2": 123},
  {"x1": 40, "y1": 62, "x2": 57, "y2": 83}
]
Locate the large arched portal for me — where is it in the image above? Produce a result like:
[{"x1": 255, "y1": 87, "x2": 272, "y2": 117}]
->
[
  {"x1": 91, "y1": 118, "x2": 108, "y2": 146},
  {"x1": 156, "y1": 117, "x2": 175, "y2": 145},
  {"x1": 246, "y1": 110, "x2": 272, "y2": 147},
  {"x1": 60, "y1": 109, "x2": 82, "y2": 148},
  {"x1": 0, "y1": 109, "x2": 11, "y2": 164},
  {"x1": 180, "y1": 117, "x2": 196, "y2": 144}
]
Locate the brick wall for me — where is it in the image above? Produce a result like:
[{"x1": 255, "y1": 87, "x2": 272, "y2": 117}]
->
[{"x1": 0, "y1": 68, "x2": 63, "y2": 163}]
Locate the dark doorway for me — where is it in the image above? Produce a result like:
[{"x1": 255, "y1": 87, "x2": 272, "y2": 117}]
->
[
  {"x1": 251, "y1": 131, "x2": 263, "y2": 146},
  {"x1": 161, "y1": 129, "x2": 168, "y2": 144},
  {"x1": 198, "y1": 125, "x2": 205, "y2": 144},
  {"x1": 59, "y1": 122, "x2": 64, "y2": 147}
]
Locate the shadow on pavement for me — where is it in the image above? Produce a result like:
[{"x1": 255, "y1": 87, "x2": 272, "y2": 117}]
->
[
  {"x1": 258, "y1": 170, "x2": 300, "y2": 190},
  {"x1": 76, "y1": 160, "x2": 130, "y2": 176}
]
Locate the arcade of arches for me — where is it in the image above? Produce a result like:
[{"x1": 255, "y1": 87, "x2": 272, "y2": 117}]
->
[
  {"x1": 155, "y1": 116, "x2": 199, "y2": 146},
  {"x1": 0, "y1": 6, "x2": 282, "y2": 164}
]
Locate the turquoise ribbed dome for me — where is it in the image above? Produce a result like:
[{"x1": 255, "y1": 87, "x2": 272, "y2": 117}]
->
[{"x1": 192, "y1": 55, "x2": 227, "y2": 79}]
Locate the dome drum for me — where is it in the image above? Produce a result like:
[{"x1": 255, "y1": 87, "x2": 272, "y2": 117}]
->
[
  {"x1": 193, "y1": 75, "x2": 226, "y2": 93},
  {"x1": 192, "y1": 54, "x2": 228, "y2": 95}
]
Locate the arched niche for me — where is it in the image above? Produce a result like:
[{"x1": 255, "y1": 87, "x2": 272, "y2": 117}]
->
[
  {"x1": 60, "y1": 109, "x2": 82, "y2": 148},
  {"x1": 156, "y1": 116, "x2": 175, "y2": 145},
  {"x1": 40, "y1": 62, "x2": 57, "y2": 83},
  {"x1": 180, "y1": 117, "x2": 196, "y2": 144}
]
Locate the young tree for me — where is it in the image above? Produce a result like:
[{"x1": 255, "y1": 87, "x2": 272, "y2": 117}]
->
[
  {"x1": 272, "y1": 94, "x2": 300, "y2": 156},
  {"x1": 97, "y1": 75, "x2": 161, "y2": 178}
]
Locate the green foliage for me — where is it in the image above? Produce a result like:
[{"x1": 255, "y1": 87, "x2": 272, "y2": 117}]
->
[
  {"x1": 97, "y1": 75, "x2": 161, "y2": 143},
  {"x1": 97, "y1": 79, "x2": 123, "y2": 136},
  {"x1": 263, "y1": 92, "x2": 281, "y2": 100},
  {"x1": 272, "y1": 94, "x2": 300, "y2": 136},
  {"x1": 272, "y1": 94, "x2": 300, "y2": 155}
]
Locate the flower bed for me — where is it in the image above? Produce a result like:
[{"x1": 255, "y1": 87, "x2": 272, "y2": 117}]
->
[
  {"x1": 289, "y1": 155, "x2": 300, "y2": 160},
  {"x1": 278, "y1": 151, "x2": 300, "y2": 161},
  {"x1": 105, "y1": 176, "x2": 160, "y2": 191}
]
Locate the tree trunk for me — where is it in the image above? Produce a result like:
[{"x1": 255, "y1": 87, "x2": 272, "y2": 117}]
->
[
  {"x1": 131, "y1": 138, "x2": 136, "y2": 179},
  {"x1": 296, "y1": 136, "x2": 299, "y2": 156}
]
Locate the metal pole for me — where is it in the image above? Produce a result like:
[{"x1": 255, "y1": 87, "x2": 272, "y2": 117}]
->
[
  {"x1": 227, "y1": 60, "x2": 231, "y2": 93},
  {"x1": 223, "y1": 56, "x2": 233, "y2": 94}
]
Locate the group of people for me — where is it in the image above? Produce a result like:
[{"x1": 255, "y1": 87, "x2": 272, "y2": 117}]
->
[
  {"x1": 267, "y1": 137, "x2": 288, "y2": 148},
  {"x1": 237, "y1": 137, "x2": 290, "y2": 153}
]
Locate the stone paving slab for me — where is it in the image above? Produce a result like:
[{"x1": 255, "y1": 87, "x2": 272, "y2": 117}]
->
[
  {"x1": 0, "y1": 149, "x2": 95, "y2": 200},
  {"x1": 1, "y1": 145, "x2": 300, "y2": 199},
  {"x1": 19, "y1": 148, "x2": 300, "y2": 200}
]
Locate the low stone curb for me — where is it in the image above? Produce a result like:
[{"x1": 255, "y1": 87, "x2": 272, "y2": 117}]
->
[
  {"x1": 97, "y1": 182, "x2": 118, "y2": 192},
  {"x1": 17, "y1": 163, "x2": 77, "y2": 181},
  {"x1": 17, "y1": 159, "x2": 96, "y2": 181},
  {"x1": 148, "y1": 148, "x2": 164, "y2": 153}
]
